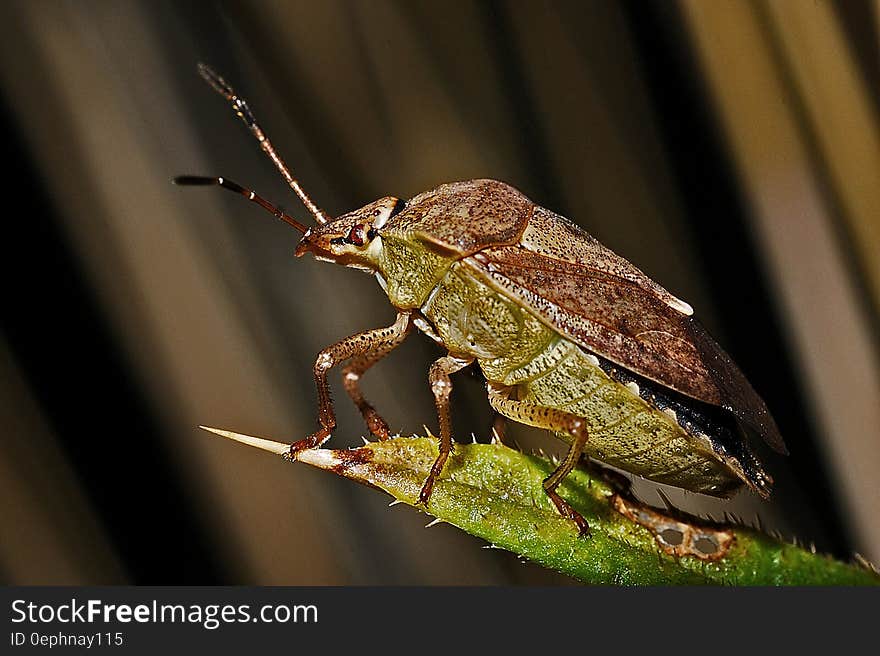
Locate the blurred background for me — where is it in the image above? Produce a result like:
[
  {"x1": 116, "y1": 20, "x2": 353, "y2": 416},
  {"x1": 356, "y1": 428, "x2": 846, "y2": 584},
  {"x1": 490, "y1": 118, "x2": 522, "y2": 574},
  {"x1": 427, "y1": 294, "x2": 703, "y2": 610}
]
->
[{"x1": 0, "y1": 0, "x2": 877, "y2": 584}]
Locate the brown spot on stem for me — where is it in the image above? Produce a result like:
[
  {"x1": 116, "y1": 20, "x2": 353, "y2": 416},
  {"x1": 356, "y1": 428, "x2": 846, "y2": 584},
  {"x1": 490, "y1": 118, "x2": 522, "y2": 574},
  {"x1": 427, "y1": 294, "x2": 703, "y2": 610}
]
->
[
  {"x1": 612, "y1": 495, "x2": 734, "y2": 561},
  {"x1": 330, "y1": 446, "x2": 374, "y2": 476}
]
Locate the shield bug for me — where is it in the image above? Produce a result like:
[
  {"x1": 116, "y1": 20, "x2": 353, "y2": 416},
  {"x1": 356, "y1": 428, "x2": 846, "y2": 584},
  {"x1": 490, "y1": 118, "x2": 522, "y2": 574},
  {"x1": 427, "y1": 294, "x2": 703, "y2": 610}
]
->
[{"x1": 177, "y1": 65, "x2": 787, "y2": 535}]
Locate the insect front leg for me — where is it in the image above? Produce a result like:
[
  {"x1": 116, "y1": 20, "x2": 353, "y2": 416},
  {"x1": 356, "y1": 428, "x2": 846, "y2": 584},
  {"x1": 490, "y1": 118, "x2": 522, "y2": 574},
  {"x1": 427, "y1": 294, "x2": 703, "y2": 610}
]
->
[
  {"x1": 286, "y1": 312, "x2": 411, "y2": 459},
  {"x1": 418, "y1": 354, "x2": 474, "y2": 506},
  {"x1": 342, "y1": 319, "x2": 412, "y2": 440},
  {"x1": 487, "y1": 383, "x2": 591, "y2": 536}
]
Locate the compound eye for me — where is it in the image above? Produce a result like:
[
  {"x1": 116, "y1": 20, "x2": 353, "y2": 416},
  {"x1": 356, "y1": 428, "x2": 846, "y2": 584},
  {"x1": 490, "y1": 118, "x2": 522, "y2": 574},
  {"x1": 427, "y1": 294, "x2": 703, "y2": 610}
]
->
[{"x1": 346, "y1": 223, "x2": 367, "y2": 246}]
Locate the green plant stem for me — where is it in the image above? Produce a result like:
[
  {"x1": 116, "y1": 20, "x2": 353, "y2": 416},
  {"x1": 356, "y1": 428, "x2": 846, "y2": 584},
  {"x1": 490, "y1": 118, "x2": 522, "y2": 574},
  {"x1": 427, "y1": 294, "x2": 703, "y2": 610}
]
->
[{"x1": 204, "y1": 428, "x2": 879, "y2": 585}]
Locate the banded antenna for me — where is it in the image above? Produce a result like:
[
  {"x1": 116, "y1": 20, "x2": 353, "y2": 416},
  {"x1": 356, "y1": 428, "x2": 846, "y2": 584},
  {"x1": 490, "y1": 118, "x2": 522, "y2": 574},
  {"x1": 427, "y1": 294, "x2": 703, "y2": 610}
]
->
[
  {"x1": 172, "y1": 175, "x2": 308, "y2": 234},
  {"x1": 193, "y1": 63, "x2": 330, "y2": 225}
]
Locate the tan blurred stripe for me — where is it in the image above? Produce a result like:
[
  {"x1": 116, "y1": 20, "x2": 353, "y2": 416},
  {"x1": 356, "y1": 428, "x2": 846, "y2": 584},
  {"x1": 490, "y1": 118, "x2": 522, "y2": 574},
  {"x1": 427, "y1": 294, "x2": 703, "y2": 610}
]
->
[
  {"x1": 762, "y1": 0, "x2": 880, "y2": 321},
  {"x1": 0, "y1": 340, "x2": 127, "y2": 584},
  {"x1": 682, "y1": 0, "x2": 880, "y2": 561}
]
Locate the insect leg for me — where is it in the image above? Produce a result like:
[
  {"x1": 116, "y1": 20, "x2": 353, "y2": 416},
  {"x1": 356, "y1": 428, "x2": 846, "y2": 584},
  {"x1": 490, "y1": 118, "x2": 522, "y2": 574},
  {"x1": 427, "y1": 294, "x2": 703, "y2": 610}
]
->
[
  {"x1": 418, "y1": 354, "x2": 474, "y2": 506},
  {"x1": 342, "y1": 320, "x2": 412, "y2": 440},
  {"x1": 487, "y1": 383, "x2": 591, "y2": 535},
  {"x1": 286, "y1": 312, "x2": 411, "y2": 458}
]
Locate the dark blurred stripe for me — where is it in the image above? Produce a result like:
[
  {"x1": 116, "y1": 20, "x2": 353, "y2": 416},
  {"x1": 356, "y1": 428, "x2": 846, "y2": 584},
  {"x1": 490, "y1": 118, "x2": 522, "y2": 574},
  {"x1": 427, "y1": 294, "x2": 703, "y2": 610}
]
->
[
  {"x1": 475, "y1": 0, "x2": 567, "y2": 214},
  {"x1": 0, "y1": 96, "x2": 224, "y2": 584},
  {"x1": 752, "y1": 0, "x2": 880, "y2": 368},
  {"x1": 831, "y1": 0, "x2": 880, "y2": 118},
  {"x1": 215, "y1": 0, "x2": 371, "y2": 212},
  {"x1": 343, "y1": 3, "x2": 397, "y2": 143},
  {"x1": 619, "y1": 0, "x2": 853, "y2": 557}
]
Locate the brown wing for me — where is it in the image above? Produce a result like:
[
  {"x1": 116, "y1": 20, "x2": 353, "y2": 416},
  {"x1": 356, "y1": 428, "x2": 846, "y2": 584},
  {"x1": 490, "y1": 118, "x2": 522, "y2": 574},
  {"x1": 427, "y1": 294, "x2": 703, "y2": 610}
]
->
[
  {"x1": 387, "y1": 179, "x2": 532, "y2": 256},
  {"x1": 465, "y1": 207, "x2": 787, "y2": 454}
]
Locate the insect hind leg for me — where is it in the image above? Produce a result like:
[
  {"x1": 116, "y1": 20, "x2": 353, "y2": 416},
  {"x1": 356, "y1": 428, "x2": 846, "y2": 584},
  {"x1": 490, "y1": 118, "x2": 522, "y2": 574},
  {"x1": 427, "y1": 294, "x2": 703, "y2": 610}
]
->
[{"x1": 487, "y1": 383, "x2": 591, "y2": 536}]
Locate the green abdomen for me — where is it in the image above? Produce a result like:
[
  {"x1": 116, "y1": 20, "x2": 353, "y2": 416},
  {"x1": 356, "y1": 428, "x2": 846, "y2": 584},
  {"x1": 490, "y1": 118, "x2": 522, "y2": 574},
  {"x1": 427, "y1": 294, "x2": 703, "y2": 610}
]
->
[
  {"x1": 513, "y1": 341, "x2": 738, "y2": 495},
  {"x1": 421, "y1": 262, "x2": 741, "y2": 496}
]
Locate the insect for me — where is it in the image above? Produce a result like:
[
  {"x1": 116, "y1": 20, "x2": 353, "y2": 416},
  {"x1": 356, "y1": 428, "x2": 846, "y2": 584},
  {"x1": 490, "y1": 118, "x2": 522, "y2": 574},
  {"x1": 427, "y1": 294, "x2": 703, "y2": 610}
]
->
[{"x1": 177, "y1": 65, "x2": 787, "y2": 534}]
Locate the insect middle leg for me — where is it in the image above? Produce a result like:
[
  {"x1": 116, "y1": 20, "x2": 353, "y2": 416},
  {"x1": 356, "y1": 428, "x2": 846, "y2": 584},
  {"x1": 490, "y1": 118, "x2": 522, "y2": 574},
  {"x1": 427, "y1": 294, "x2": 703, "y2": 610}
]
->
[
  {"x1": 342, "y1": 319, "x2": 412, "y2": 440},
  {"x1": 418, "y1": 354, "x2": 474, "y2": 506},
  {"x1": 487, "y1": 383, "x2": 591, "y2": 535},
  {"x1": 286, "y1": 312, "x2": 410, "y2": 459}
]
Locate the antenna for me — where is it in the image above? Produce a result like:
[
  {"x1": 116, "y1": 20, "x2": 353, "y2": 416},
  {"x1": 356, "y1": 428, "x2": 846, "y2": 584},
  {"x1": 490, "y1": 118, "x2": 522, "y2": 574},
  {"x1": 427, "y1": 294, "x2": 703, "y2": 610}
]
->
[
  {"x1": 197, "y1": 63, "x2": 330, "y2": 224},
  {"x1": 173, "y1": 175, "x2": 308, "y2": 234}
]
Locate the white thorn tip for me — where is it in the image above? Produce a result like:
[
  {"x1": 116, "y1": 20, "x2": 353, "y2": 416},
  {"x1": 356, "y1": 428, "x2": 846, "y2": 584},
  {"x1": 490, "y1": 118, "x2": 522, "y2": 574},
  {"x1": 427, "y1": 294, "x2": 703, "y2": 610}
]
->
[{"x1": 199, "y1": 425, "x2": 290, "y2": 455}]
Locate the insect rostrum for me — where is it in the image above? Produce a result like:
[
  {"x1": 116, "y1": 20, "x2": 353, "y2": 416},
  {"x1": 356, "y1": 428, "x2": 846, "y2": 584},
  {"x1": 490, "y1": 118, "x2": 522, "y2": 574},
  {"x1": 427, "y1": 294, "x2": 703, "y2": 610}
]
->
[{"x1": 177, "y1": 65, "x2": 786, "y2": 535}]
